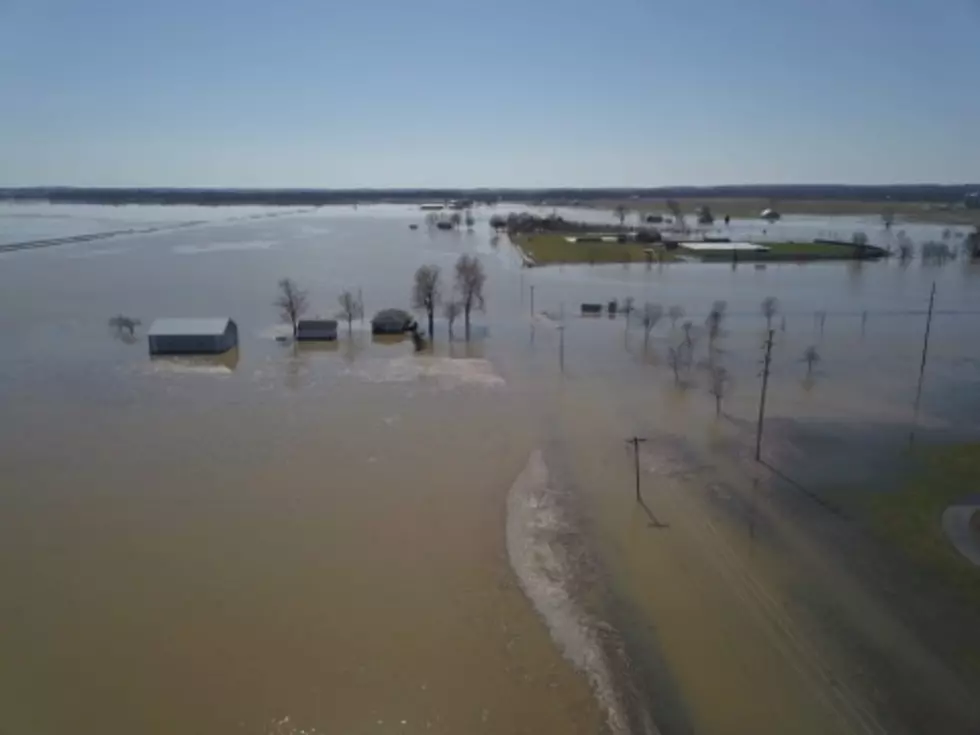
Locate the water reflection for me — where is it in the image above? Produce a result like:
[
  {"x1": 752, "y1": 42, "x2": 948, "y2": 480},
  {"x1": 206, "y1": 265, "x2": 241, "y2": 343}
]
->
[{"x1": 149, "y1": 347, "x2": 240, "y2": 374}]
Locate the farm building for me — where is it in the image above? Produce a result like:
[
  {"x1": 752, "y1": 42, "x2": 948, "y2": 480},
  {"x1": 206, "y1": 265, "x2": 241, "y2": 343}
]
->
[
  {"x1": 371, "y1": 308, "x2": 416, "y2": 335},
  {"x1": 296, "y1": 319, "x2": 338, "y2": 341},
  {"x1": 147, "y1": 318, "x2": 238, "y2": 355}
]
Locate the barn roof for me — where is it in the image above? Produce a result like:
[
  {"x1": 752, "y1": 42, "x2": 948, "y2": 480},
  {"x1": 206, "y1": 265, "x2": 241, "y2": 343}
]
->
[{"x1": 148, "y1": 318, "x2": 233, "y2": 336}]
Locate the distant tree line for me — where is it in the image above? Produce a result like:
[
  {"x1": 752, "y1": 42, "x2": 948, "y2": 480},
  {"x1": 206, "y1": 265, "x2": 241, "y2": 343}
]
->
[{"x1": 5, "y1": 184, "x2": 979, "y2": 206}]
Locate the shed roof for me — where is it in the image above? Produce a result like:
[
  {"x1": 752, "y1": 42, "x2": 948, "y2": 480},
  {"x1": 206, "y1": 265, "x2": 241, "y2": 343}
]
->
[{"x1": 148, "y1": 318, "x2": 233, "y2": 336}]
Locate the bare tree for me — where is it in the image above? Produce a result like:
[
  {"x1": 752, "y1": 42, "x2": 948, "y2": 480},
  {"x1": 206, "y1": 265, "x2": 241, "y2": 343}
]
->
[
  {"x1": 666, "y1": 199, "x2": 684, "y2": 232},
  {"x1": 455, "y1": 254, "x2": 486, "y2": 341},
  {"x1": 622, "y1": 296, "x2": 635, "y2": 319},
  {"x1": 412, "y1": 264, "x2": 442, "y2": 338},
  {"x1": 708, "y1": 365, "x2": 730, "y2": 416},
  {"x1": 641, "y1": 302, "x2": 663, "y2": 352},
  {"x1": 337, "y1": 290, "x2": 363, "y2": 335},
  {"x1": 108, "y1": 314, "x2": 141, "y2": 343},
  {"x1": 668, "y1": 305, "x2": 685, "y2": 330},
  {"x1": 614, "y1": 204, "x2": 629, "y2": 227},
  {"x1": 108, "y1": 314, "x2": 141, "y2": 336},
  {"x1": 706, "y1": 300, "x2": 727, "y2": 348},
  {"x1": 851, "y1": 231, "x2": 868, "y2": 247},
  {"x1": 449, "y1": 211, "x2": 462, "y2": 229},
  {"x1": 667, "y1": 345, "x2": 684, "y2": 384},
  {"x1": 444, "y1": 301, "x2": 461, "y2": 340},
  {"x1": 802, "y1": 345, "x2": 821, "y2": 377},
  {"x1": 761, "y1": 296, "x2": 778, "y2": 330},
  {"x1": 814, "y1": 310, "x2": 826, "y2": 335},
  {"x1": 896, "y1": 230, "x2": 914, "y2": 262},
  {"x1": 275, "y1": 278, "x2": 309, "y2": 336},
  {"x1": 465, "y1": 211, "x2": 475, "y2": 230},
  {"x1": 881, "y1": 208, "x2": 894, "y2": 233},
  {"x1": 681, "y1": 320, "x2": 696, "y2": 349}
]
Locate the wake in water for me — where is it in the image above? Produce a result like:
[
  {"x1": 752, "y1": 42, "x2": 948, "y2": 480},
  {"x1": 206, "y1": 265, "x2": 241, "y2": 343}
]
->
[{"x1": 506, "y1": 451, "x2": 658, "y2": 735}]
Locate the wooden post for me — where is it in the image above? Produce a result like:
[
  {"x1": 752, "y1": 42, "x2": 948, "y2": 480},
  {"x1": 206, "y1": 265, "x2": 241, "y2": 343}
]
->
[
  {"x1": 755, "y1": 329, "x2": 775, "y2": 461},
  {"x1": 627, "y1": 437, "x2": 647, "y2": 501}
]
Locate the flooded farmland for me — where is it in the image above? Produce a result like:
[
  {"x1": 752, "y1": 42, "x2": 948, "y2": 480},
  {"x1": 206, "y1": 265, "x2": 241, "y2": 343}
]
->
[{"x1": 2, "y1": 203, "x2": 979, "y2": 735}]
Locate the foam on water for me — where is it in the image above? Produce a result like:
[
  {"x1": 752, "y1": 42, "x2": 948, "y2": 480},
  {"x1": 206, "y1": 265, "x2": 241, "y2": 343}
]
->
[{"x1": 506, "y1": 450, "x2": 657, "y2": 735}]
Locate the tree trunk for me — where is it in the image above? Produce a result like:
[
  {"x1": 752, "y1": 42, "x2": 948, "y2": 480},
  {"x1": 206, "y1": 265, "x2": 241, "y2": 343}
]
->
[
  {"x1": 428, "y1": 308, "x2": 434, "y2": 339},
  {"x1": 464, "y1": 304, "x2": 471, "y2": 341},
  {"x1": 715, "y1": 396, "x2": 721, "y2": 416},
  {"x1": 348, "y1": 316, "x2": 353, "y2": 334}
]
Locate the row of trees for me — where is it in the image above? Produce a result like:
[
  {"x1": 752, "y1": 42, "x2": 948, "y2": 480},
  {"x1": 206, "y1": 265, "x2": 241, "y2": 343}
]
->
[
  {"x1": 424, "y1": 210, "x2": 476, "y2": 230},
  {"x1": 274, "y1": 254, "x2": 488, "y2": 343},
  {"x1": 615, "y1": 295, "x2": 823, "y2": 415},
  {"x1": 412, "y1": 254, "x2": 486, "y2": 341},
  {"x1": 275, "y1": 279, "x2": 364, "y2": 335}
]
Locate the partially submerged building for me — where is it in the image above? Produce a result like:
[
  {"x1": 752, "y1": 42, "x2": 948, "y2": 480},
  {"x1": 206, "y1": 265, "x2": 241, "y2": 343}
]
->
[
  {"x1": 147, "y1": 317, "x2": 238, "y2": 355},
  {"x1": 371, "y1": 308, "x2": 416, "y2": 335},
  {"x1": 296, "y1": 319, "x2": 338, "y2": 341}
]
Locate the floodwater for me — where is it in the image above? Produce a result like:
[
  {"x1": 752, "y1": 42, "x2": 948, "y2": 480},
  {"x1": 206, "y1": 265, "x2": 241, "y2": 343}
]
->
[{"x1": 2, "y1": 203, "x2": 979, "y2": 735}]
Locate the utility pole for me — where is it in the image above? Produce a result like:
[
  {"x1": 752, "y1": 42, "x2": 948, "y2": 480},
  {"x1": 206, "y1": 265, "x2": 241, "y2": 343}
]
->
[
  {"x1": 755, "y1": 329, "x2": 775, "y2": 461},
  {"x1": 910, "y1": 283, "x2": 937, "y2": 448},
  {"x1": 627, "y1": 437, "x2": 647, "y2": 501}
]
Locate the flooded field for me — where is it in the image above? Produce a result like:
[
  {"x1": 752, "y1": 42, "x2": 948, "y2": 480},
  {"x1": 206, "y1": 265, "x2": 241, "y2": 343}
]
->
[{"x1": 2, "y1": 204, "x2": 979, "y2": 735}]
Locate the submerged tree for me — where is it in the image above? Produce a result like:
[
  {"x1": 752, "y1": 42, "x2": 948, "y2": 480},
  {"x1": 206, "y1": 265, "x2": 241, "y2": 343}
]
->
[
  {"x1": 614, "y1": 204, "x2": 629, "y2": 227},
  {"x1": 275, "y1": 277, "x2": 309, "y2": 336},
  {"x1": 761, "y1": 296, "x2": 778, "y2": 330},
  {"x1": 681, "y1": 320, "x2": 695, "y2": 349},
  {"x1": 708, "y1": 364, "x2": 730, "y2": 416},
  {"x1": 667, "y1": 345, "x2": 685, "y2": 385},
  {"x1": 666, "y1": 199, "x2": 684, "y2": 232},
  {"x1": 465, "y1": 210, "x2": 475, "y2": 230},
  {"x1": 668, "y1": 305, "x2": 685, "y2": 330},
  {"x1": 412, "y1": 264, "x2": 442, "y2": 338},
  {"x1": 802, "y1": 345, "x2": 821, "y2": 377},
  {"x1": 455, "y1": 254, "x2": 487, "y2": 341},
  {"x1": 706, "y1": 300, "x2": 727, "y2": 348},
  {"x1": 337, "y1": 290, "x2": 363, "y2": 335},
  {"x1": 108, "y1": 314, "x2": 141, "y2": 344},
  {"x1": 449, "y1": 211, "x2": 463, "y2": 229},
  {"x1": 444, "y1": 301, "x2": 461, "y2": 340},
  {"x1": 641, "y1": 302, "x2": 663, "y2": 352}
]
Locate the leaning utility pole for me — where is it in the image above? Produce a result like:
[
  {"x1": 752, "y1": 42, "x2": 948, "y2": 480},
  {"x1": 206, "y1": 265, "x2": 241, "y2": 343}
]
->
[
  {"x1": 755, "y1": 329, "x2": 775, "y2": 461},
  {"x1": 909, "y1": 283, "x2": 937, "y2": 448},
  {"x1": 626, "y1": 436, "x2": 647, "y2": 501}
]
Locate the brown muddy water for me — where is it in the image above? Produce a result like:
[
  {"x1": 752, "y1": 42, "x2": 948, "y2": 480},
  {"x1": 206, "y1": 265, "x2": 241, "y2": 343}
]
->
[{"x1": 2, "y1": 204, "x2": 980, "y2": 735}]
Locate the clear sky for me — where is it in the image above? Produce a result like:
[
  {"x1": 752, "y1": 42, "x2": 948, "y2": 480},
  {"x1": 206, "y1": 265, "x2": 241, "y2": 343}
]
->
[{"x1": 1, "y1": 0, "x2": 978, "y2": 188}]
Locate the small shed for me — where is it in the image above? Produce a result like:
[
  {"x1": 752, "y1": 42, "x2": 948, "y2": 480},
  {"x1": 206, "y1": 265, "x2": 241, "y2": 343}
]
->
[
  {"x1": 147, "y1": 318, "x2": 238, "y2": 355},
  {"x1": 296, "y1": 319, "x2": 338, "y2": 341},
  {"x1": 371, "y1": 308, "x2": 416, "y2": 335}
]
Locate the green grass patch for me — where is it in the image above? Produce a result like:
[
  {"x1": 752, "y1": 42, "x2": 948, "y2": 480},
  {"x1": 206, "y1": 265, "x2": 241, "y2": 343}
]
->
[
  {"x1": 515, "y1": 234, "x2": 676, "y2": 266},
  {"x1": 869, "y1": 444, "x2": 980, "y2": 608}
]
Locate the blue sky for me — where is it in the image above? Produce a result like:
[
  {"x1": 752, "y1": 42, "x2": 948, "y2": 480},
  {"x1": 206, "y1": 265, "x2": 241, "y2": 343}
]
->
[{"x1": 1, "y1": 0, "x2": 978, "y2": 187}]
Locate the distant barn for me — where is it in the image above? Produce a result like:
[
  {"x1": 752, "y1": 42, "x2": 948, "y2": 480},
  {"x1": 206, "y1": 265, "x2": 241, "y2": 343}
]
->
[
  {"x1": 147, "y1": 318, "x2": 238, "y2": 355},
  {"x1": 296, "y1": 319, "x2": 338, "y2": 341}
]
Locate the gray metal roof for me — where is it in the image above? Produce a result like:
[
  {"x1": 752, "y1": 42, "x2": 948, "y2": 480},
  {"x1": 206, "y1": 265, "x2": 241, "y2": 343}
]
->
[{"x1": 148, "y1": 318, "x2": 233, "y2": 336}]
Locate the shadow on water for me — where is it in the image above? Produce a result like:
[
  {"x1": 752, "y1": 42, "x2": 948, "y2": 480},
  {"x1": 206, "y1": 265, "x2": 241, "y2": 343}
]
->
[{"x1": 637, "y1": 496, "x2": 670, "y2": 529}]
